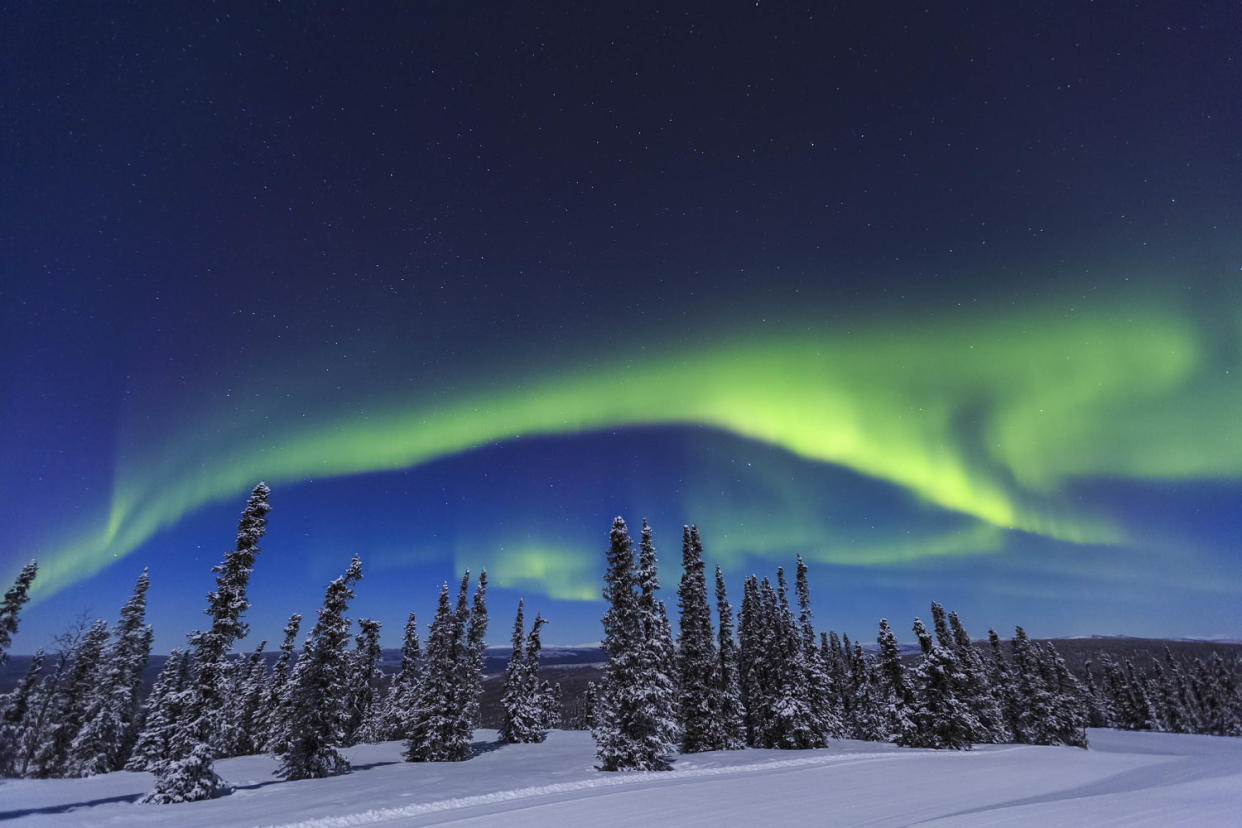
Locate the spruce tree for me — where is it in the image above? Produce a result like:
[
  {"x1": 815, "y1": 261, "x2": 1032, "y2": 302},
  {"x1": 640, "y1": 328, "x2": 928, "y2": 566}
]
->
[
  {"x1": 231, "y1": 640, "x2": 268, "y2": 756},
  {"x1": 406, "y1": 574, "x2": 475, "y2": 763},
  {"x1": 125, "y1": 650, "x2": 189, "y2": 771},
  {"x1": 260, "y1": 613, "x2": 301, "y2": 752},
  {"x1": 907, "y1": 616, "x2": 979, "y2": 749},
  {"x1": 737, "y1": 575, "x2": 762, "y2": 745},
  {"x1": 582, "y1": 681, "x2": 598, "y2": 730},
  {"x1": 794, "y1": 556, "x2": 837, "y2": 743},
  {"x1": 343, "y1": 618, "x2": 383, "y2": 745},
  {"x1": 16, "y1": 622, "x2": 88, "y2": 777},
  {"x1": 0, "y1": 649, "x2": 44, "y2": 776},
  {"x1": 500, "y1": 605, "x2": 553, "y2": 743},
  {"x1": 714, "y1": 566, "x2": 746, "y2": 749},
  {"x1": 851, "y1": 642, "x2": 886, "y2": 741},
  {"x1": 946, "y1": 610, "x2": 1009, "y2": 743},
  {"x1": 676, "y1": 525, "x2": 718, "y2": 753},
  {"x1": 875, "y1": 618, "x2": 916, "y2": 744},
  {"x1": 594, "y1": 516, "x2": 676, "y2": 771},
  {"x1": 378, "y1": 612, "x2": 420, "y2": 741},
  {"x1": 277, "y1": 555, "x2": 363, "y2": 780},
  {"x1": 0, "y1": 561, "x2": 37, "y2": 666},
  {"x1": 636, "y1": 520, "x2": 680, "y2": 753},
  {"x1": 1040, "y1": 642, "x2": 1089, "y2": 747},
  {"x1": 145, "y1": 481, "x2": 271, "y2": 804},
  {"x1": 460, "y1": 570, "x2": 488, "y2": 739},
  {"x1": 31, "y1": 618, "x2": 110, "y2": 777},
  {"x1": 67, "y1": 570, "x2": 154, "y2": 775},
  {"x1": 765, "y1": 568, "x2": 819, "y2": 749}
]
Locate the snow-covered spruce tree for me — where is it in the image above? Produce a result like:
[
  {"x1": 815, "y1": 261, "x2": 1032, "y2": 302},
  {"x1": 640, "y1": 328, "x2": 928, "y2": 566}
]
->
[
  {"x1": 0, "y1": 649, "x2": 44, "y2": 776},
  {"x1": 537, "y1": 678, "x2": 562, "y2": 733},
  {"x1": 1039, "y1": 642, "x2": 1088, "y2": 747},
  {"x1": 765, "y1": 568, "x2": 819, "y2": 749},
  {"x1": 405, "y1": 573, "x2": 478, "y2": 763},
  {"x1": 986, "y1": 628, "x2": 1020, "y2": 736},
  {"x1": 1123, "y1": 657, "x2": 1161, "y2": 731},
  {"x1": 851, "y1": 642, "x2": 886, "y2": 742},
  {"x1": 676, "y1": 525, "x2": 719, "y2": 753},
  {"x1": 343, "y1": 618, "x2": 383, "y2": 745},
  {"x1": 713, "y1": 566, "x2": 746, "y2": 749},
  {"x1": 15, "y1": 623, "x2": 88, "y2": 778},
  {"x1": 581, "y1": 681, "x2": 598, "y2": 730},
  {"x1": 795, "y1": 556, "x2": 839, "y2": 741},
  {"x1": 594, "y1": 516, "x2": 677, "y2": 771},
  {"x1": 907, "y1": 616, "x2": 979, "y2": 750},
  {"x1": 1081, "y1": 659, "x2": 1113, "y2": 729},
  {"x1": 67, "y1": 569, "x2": 155, "y2": 775},
  {"x1": 499, "y1": 600, "x2": 530, "y2": 743},
  {"x1": 277, "y1": 555, "x2": 363, "y2": 780},
  {"x1": 0, "y1": 561, "x2": 38, "y2": 666},
  {"x1": 739, "y1": 575, "x2": 780, "y2": 746},
  {"x1": 501, "y1": 605, "x2": 554, "y2": 743},
  {"x1": 125, "y1": 650, "x2": 189, "y2": 771},
  {"x1": 1154, "y1": 646, "x2": 1197, "y2": 733},
  {"x1": 376, "y1": 611, "x2": 420, "y2": 741},
  {"x1": 31, "y1": 618, "x2": 110, "y2": 777},
  {"x1": 636, "y1": 520, "x2": 680, "y2": 752},
  {"x1": 875, "y1": 618, "x2": 917, "y2": 745},
  {"x1": 1008, "y1": 626, "x2": 1083, "y2": 746},
  {"x1": 260, "y1": 612, "x2": 301, "y2": 752},
  {"x1": 945, "y1": 609, "x2": 1009, "y2": 743},
  {"x1": 1197, "y1": 652, "x2": 1242, "y2": 736},
  {"x1": 230, "y1": 640, "x2": 268, "y2": 756},
  {"x1": 459, "y1": 570, "x2": 488, "y2": 741},
  {"x1": 144, "y1": 481, "x2": 271, "y2": 804}
]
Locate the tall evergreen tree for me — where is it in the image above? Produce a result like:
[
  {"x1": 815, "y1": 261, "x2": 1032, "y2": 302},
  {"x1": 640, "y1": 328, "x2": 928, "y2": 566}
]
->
[
  {"x1": 875, "y1": 618, "x2": 916, "y2": 744},
  {"x1": 125, "y1": 650, "x2": 189, "y2": 771},
  {"x1": 594, "y1": 517, "x2": 677, "y2": 771},
  {"x1": 946, "y1": 610, "x2": 1009, "y2": 743},
  {"x1": 260, "y1": 613, "x2": 301, "y2": 752},
  {"x1": 377, "y1": 612, "x2": 420, "y2": 741},
  {"x1": 795, "y1": 556, "x2": 837, "y2": 742},
  {"x1": 737, "y1": 575, "x2": 762, "y2": 745},
  {"x1": 499, "y1": 600, "x2": 529, "y2": 744},
  {"x1": 765, "y1": 568, "x2": 820, "y2": 749},
  {"x1": 0, "y1": 561, "x2": 37, "y2": 666},
  {"x1": 0, "y1": 649, "x2": 44, "y2": 776},
  {"x1": 277, "y1": 555, "x2": 363, "y2": 780},
  {"x1": 31, "y1": 618, "x2": 110, "y2": 777},
  {"x1": 343, "y1": 618, "x2": 383, "y2": 745},
  {"x1": 676, "y1": 525, "x2": 718, "y2": 752},
  {"x1": 714, "y1": 566, "x2": 746, "y2": 749},
  {"x1": 636, "y1": 520, "x2": 680, "y2": 752},
  {"x1": 405, "y1": 573, "x2": 479, "y2": 763},
  {"x1": 67, "y1": 570, "x2": 154, "y2": 775},
  {"x1": 231, "y1": 640, "x2": 269, "y2": 756},
  {"x1": 460, "y1": 571, "x2": 488, "y2": 738},
  {"x1": 500, "y1": 604, "x2": 554, "y2": 743},
  {"x1": 145, "y1": 481, "x2": 271, "y2": 804},
  {"x1": 907, "y1": 616, "x2": 979, "y2": 750}
]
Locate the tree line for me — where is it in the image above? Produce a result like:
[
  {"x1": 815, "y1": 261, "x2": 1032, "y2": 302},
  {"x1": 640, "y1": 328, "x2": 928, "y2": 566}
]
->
[
  {"x1": 0, "y1": 484, "x2": 558, "y2": 802},
  {"x1": 0, "y1": 490, "x2": 1239, "y2": 796}
]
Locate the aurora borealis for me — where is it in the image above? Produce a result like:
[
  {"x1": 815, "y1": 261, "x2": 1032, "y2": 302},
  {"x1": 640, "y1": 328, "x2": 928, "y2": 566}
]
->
[{"x1": 2, "y1": 3, "x2": 1240, "y2": 648}]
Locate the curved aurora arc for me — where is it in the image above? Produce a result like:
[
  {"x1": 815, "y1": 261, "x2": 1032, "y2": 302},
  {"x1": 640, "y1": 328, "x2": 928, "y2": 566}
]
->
[{"x1": 25, "y1": 297, "x2": 1242, "y2": 599}]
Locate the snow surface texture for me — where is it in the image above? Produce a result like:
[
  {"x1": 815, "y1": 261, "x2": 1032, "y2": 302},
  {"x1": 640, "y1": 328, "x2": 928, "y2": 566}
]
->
[{"x1": 2, "y1": 729, "x2": 1240, "y2": 826}]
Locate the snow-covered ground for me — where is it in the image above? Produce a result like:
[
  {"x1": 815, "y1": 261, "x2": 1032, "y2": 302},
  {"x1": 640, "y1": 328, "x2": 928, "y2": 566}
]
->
[{"x1": 3, "y1": 729, "x2": 1240, "y2": 826}]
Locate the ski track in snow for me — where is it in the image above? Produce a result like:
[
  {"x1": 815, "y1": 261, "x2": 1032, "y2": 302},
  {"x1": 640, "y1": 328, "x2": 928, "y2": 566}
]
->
[{"x1": 263, "y1": 751, "x2": 909, "y2": 828}]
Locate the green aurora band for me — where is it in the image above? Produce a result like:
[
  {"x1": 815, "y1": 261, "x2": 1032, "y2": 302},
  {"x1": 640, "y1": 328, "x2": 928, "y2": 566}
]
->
[{"x1": 25, "y1": 295, "x2": 1242, "y2": 599}]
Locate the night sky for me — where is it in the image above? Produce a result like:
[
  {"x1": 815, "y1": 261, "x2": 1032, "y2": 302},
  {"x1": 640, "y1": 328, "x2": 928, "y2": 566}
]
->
[{"x1": 2, "y1": 2, "x2": 1240, "y2": 651}]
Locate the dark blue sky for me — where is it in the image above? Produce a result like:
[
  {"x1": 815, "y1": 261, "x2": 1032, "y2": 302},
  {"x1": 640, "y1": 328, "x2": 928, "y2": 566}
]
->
[{"x1": 2, "y1": 2, "x2": 1240, "y2": 651}]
